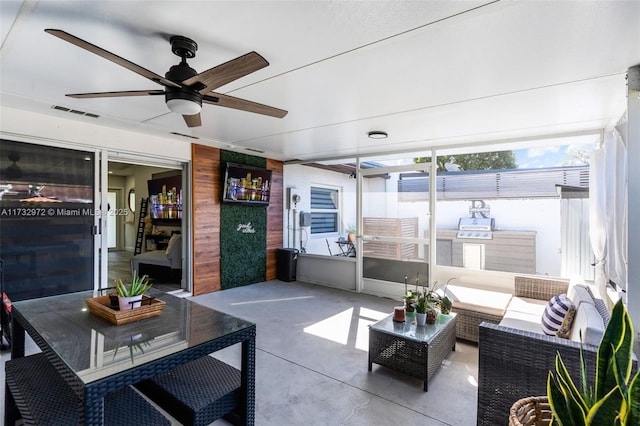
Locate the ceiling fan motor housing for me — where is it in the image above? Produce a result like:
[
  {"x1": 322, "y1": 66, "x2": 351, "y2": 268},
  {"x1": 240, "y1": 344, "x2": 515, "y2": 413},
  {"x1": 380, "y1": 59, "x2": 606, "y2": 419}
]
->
[{"x1": 165, "y1": 62, "x2": 203, "y2": 109}]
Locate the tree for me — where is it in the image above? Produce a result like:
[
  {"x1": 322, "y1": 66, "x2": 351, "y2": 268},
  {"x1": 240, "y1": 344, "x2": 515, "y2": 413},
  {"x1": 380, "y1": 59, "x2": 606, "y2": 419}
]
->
[
  {"x1": 562, "y1": 146, "x2": 591, "y2": 166},
  {"x1": 414, "y1": 151, "x2": 517, "y2": 172}
]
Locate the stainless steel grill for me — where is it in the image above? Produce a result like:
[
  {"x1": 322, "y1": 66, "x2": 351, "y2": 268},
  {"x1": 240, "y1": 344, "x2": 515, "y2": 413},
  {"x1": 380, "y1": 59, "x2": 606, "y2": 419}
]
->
[{"x1": 456, "y1": 217, "x2": 494, "y2": 239}]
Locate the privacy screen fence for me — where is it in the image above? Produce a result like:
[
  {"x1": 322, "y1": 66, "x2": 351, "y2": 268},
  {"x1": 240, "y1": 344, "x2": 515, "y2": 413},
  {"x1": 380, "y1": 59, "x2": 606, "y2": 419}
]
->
[{"x1": 397, "y1": 165, "x2": 589, "y2": 201}]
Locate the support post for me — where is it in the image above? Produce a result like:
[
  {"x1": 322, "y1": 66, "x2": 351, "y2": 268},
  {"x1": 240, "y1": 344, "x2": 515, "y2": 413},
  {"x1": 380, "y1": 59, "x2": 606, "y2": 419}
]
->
[{"x1": 627, "y1": 65, "x2": 639, "y2": 356}]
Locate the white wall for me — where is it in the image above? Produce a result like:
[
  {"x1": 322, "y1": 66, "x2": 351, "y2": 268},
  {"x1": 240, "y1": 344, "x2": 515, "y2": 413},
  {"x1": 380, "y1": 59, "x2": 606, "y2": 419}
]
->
[
  {"x1": 286, "y1": 164, "x2": 563, "y2": 276},
  {"x1": 435, "y1": 199, "x2": 561, "y2": 276},
  {"x1": 284, "y1": 164, "x2": 375, "y2": 255},
  {"x1": 1, "y1": 106, "x2": 191, "y2": 161}
]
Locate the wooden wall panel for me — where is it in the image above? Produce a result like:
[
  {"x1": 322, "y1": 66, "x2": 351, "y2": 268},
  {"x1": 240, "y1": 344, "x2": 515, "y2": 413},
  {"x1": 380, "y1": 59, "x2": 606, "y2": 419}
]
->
[
  {"x1": 266, "y1": 159, "x2": 283, "y2": 280},
  {"x1": 192, "y1": 144, "x2": 221, "y2": 295}
]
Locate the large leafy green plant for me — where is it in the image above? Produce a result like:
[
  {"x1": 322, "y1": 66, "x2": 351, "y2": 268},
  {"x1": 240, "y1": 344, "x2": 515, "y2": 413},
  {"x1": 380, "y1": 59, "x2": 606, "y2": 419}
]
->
[
  {"x1": 547, "y1": 299, "x2": 639, "y2": 425},
  {"x1": 115, "y1": 271, "x2": 152, "y2": 297}
]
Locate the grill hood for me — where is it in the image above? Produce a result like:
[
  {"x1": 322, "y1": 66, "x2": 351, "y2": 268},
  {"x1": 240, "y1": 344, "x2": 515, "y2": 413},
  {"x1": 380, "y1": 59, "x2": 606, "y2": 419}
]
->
[{"x1": 456, "y1": 217, "x2": 494, "y2": 239}]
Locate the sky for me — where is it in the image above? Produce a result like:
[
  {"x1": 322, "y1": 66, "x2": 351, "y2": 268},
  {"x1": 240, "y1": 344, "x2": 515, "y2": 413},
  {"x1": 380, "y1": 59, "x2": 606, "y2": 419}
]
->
[{"x1": 513, "y1": 143, "x2": 594, "y2": 169}]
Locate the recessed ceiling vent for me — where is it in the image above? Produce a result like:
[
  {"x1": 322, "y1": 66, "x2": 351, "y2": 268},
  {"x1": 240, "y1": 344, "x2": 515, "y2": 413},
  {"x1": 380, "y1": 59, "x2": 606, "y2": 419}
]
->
[
  {"x1": 51, "y1": 105, "x2": 99, "y2": 118},
  {"x1": 245, "y1": 148, "x2": 264, "y2": 153},
  {"x1": 169, "y1": 132, "x2": 199, "y2": 140}
]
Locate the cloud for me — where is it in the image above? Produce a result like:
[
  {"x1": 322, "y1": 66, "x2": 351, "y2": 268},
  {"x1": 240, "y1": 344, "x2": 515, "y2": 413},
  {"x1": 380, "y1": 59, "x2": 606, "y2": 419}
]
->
[{"x1": 527, "y1": 146, "x2": 561, "y2": 158}]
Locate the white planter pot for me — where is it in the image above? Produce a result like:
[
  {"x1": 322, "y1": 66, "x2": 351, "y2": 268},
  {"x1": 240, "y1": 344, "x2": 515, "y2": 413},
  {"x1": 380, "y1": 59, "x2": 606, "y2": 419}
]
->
[
  {"x1": 416, "y1": 312, "x2": 427, "y2": 326},
  {"x1": 118, "y1": 295, "x2": 142, "y2": 311}
]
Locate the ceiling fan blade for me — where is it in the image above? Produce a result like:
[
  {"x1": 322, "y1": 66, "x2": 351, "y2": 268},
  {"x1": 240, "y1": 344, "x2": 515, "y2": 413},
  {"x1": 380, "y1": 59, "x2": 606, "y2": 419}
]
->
[
  {"x1": 204, "y1": 93, "x2": 287, "y2": 118},
  {"x1": 182, "y1": 51, "x2": 269, "y2": 94},
  {"x1": 67, "y1": 90, "x2": 165, "y2": 98},
  {"x1": 183, "y1": 113, "x2": 201, "y2": 127},
  {"x1": 45, "y1": 29, "x2": 180, "y2": 88}
]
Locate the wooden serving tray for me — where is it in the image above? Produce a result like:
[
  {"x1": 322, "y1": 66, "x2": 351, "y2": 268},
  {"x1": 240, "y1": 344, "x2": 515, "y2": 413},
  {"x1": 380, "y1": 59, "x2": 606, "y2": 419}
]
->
[{"x1": 86, "y1": 295, "x2": 166, "y2": 326}]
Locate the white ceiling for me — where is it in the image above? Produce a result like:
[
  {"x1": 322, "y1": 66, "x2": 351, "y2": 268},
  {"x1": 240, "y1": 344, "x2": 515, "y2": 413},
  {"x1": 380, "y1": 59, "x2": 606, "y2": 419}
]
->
[{"x1": 1, "y1": 1, "x2": 638, "y2": 162}]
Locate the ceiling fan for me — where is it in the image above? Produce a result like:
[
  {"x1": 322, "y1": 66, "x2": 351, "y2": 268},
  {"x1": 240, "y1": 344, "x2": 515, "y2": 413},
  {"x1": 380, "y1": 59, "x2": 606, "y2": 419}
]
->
[{"x1": 44, "y1": 29, "x2": 288, "y2": 127}]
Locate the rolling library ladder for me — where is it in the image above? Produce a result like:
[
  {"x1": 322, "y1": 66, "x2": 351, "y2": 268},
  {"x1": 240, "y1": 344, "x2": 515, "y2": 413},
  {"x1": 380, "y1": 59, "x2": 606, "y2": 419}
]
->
[{"x1": 134, "y1": 197, "x2": 149, "y2": 256}]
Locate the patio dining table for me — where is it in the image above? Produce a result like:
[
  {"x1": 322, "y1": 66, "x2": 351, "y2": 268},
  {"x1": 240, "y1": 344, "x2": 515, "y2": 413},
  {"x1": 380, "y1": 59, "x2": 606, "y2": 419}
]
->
[{"x1": 8, "y1": 289, "x2": 256, "y2": 425}]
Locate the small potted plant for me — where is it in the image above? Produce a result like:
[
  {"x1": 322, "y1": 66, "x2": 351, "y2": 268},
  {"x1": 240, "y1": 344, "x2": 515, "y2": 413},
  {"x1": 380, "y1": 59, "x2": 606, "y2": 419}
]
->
[
  {"x1": 438, "y1": 277, "x2": 455, "y2": 314},
  {"x1": 439, "y1": 295, "x2": 453, "y2": 315},
  {"x1": 413, "y1": 295, "x2": 429, "y2": 326},
  {"x1": 421, "y1": 291, "x2": 439, "y2": 324},
  {"x1": 115, "y1": 271, "x2": 152, "y2": 311},
  {"x1": 404, "y1": 289, "x2": 420, "y2": 322},
  {"x1": 346, "y1": 225, "x2": 356, "y2": 243}
]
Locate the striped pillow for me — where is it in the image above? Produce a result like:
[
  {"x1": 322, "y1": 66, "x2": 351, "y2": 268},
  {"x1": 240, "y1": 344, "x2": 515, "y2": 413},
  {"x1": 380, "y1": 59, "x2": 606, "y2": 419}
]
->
[{"x1": 541, "y1": 294, "x2": 573, "y2": 336}]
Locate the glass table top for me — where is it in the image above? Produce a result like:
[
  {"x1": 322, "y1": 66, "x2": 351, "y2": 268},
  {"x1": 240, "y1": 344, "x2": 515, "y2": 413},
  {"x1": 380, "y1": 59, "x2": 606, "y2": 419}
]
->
[
  {"x1": 369, "y1": 312, "x2": 456, "y2": 343},
  {"x1": 12, "y1": 289, "x2": 254, "y2": 384}
]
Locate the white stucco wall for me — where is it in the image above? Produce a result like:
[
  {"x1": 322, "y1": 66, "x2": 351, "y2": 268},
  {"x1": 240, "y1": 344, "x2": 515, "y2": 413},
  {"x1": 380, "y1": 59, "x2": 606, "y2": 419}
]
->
[
  {"x1": 283, "y1": 164, "x2": 359, "y2": 255},
  {"x1": 434, "y1": 198, "x2": 561, "y2": 276}
]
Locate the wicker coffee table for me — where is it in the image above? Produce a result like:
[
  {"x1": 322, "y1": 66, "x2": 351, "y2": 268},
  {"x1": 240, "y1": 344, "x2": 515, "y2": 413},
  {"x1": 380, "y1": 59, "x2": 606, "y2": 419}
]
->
[{"x1": 368, "y1": 312, "x2": 456, "y2": 391}]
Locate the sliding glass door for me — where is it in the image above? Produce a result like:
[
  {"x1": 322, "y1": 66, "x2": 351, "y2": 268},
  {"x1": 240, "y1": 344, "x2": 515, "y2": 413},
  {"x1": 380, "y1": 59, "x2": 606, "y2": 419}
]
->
[
  {"x1": 357, "y1": 158, "x2": 434, "y2": 299},
  {"x1": 0, "y1": 140, "x2": 96, "y2": 301}
]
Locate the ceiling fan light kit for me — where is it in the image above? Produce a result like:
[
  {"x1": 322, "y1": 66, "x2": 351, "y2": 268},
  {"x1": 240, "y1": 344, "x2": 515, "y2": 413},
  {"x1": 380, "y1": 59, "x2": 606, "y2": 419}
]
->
[
  {"x1": 368, "y1": 131, "x2": 388, "y2": 139},
  {"x1": 44, "y1": 29, "x2": 287, "y2": 127},
  {"x1": 166, "y1": 98, "x2": 202, "y2": 115}
]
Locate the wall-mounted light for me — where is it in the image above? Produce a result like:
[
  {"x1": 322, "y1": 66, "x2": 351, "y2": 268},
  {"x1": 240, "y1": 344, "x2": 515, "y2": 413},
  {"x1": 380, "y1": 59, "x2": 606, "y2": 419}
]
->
[{"x1": 368, "y1": 131, "x2": 388, "y2": 139}]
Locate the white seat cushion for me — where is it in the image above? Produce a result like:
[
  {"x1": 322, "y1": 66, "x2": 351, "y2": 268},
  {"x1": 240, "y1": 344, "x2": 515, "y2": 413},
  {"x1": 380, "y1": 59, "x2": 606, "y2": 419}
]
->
[
  {"x1": 569, "y1": 303, "x2": 605, "y2": 346},
  {"x1": 567, "y1": 282, "x2": 594, "y2": 308},
  {"x1": 500, "y1": 310, "x2": 545, "y2": 334},
  {"x1": 444, "y1": 285, "x2": 512, "y2": 317},
  {"x1": 506, "y1": 296, "x2": 548, "y2": 316}
]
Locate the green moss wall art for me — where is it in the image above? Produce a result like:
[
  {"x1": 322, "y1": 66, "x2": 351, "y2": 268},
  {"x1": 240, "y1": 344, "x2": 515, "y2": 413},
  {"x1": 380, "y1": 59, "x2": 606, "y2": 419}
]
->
[{"x1": 220, "y1": 151, "x2": 268, "y2": 289}]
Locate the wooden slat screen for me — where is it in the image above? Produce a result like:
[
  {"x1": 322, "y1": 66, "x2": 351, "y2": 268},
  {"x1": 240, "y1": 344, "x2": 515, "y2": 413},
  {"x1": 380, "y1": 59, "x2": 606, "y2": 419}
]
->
[{"x1": 362, "y1": 217, "x2": 419, "y2": 259}]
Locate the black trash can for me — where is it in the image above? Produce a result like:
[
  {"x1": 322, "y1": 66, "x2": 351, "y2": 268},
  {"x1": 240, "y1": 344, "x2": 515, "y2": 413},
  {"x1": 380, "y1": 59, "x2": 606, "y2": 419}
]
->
[{"x1": 276, "y1": 248, "x2": 299, "y2": 282}]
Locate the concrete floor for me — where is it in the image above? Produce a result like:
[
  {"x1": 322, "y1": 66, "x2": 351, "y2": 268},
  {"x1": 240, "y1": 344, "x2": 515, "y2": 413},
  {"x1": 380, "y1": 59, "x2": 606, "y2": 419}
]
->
[
  {"x1": 197, "y1": 280, "x2": 479, "y2": 426},
  {"x1": 1, "y1": 280, "x2": 479, "y2": 425}
]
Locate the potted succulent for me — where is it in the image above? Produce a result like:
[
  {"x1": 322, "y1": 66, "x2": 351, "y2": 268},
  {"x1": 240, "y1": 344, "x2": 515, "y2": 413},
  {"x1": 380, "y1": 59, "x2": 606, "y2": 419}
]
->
[
  {"x1": 346, "y1": 225, "x2": 356, "y2": 243},
  {"x1": 509, "y1": 299, "x2": 639, "y2": 425},
  {"x1": 413, "y1": 295, "x2": 430, "y2": 326},
  {"x1": 114, "y1": 271, "x2": 152, "y2": 311}
]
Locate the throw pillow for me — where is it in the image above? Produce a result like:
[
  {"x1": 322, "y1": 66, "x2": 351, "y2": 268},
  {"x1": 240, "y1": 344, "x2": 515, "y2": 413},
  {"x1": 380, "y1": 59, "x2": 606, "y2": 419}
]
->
[
  {"x1": 165, "y1": 233, "x2": 180, "y2": 256},
  {"x1": 556, "y1": 304, "x2": 577, "y2": 339},
  {"x1": 541, "y1": 294, "x2": 573, "y2": 336}
]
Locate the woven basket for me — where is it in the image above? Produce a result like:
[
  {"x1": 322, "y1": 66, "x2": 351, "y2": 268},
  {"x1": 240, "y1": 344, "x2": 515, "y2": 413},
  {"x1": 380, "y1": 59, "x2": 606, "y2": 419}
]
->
[{"x1": 509, "y1": 396, "x2": 553, "y2": 426}]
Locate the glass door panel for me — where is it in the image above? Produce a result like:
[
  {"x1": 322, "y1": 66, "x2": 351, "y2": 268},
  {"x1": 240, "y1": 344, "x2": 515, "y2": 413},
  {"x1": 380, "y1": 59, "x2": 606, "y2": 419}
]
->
[
  {"x1": 0, "y1": 140, "x2": 95, "y2": 301},
  {"x1": 359, "y1": 159, "x2": 433, "y2": 299},
  {"x1": 107, "y1": 191, "x2": 117, "y2": 249}
]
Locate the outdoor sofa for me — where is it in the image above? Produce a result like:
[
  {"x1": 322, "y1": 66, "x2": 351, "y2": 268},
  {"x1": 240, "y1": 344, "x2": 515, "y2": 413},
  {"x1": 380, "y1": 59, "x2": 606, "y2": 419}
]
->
[{"x1": 475, "y1": 276, "x2": 622, "y2": 425}]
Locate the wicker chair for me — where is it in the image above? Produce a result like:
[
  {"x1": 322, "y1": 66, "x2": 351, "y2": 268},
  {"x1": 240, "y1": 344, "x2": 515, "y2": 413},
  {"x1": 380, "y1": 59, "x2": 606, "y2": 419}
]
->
[
  {"x1": 134, "y1": 355, "x2": 242, "y2": 426},
  {"x1": 5, "y1": 352, "x2": 170, "y2": 425}
]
